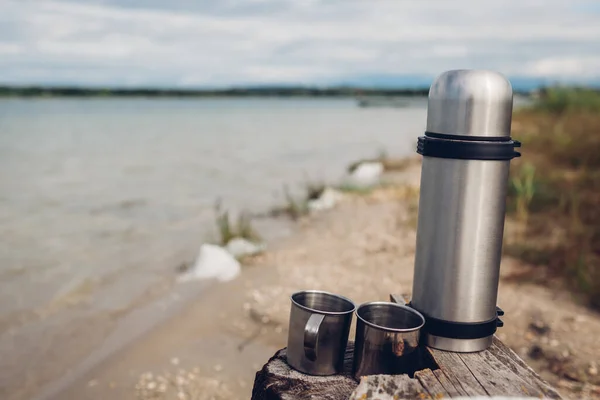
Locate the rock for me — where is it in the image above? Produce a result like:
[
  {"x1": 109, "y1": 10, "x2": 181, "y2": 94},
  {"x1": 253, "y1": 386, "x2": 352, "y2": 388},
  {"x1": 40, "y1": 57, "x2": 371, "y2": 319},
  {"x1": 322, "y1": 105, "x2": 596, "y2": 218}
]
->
[
  {"x1": 528, "y1": 317, "x2": 551, "y2": 335},
  {"x1": 344, "y1": 161, "x2": 384, "y2": 188},
  {"x1": 225, "y1": 237, "x2": 265, "y2": 258},
  {"x1": 589, "y1": 363, "x2": 598, "y2": 376},
  {"x1": 528, "y1": 344, "x2": 544, "y2": 360},
  {"x1": 307, "y1": 187, "x2": 343, "y2": 212},
  {"x1": 178, "y1": 244, "x2": 241, "y2": 282}
]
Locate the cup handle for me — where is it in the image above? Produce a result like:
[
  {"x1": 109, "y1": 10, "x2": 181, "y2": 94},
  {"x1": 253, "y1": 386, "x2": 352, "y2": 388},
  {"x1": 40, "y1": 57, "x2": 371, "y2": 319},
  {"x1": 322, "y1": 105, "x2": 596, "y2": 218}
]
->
[{"x1": 303, "y1": 313, "x2": 324, "y2": 361}]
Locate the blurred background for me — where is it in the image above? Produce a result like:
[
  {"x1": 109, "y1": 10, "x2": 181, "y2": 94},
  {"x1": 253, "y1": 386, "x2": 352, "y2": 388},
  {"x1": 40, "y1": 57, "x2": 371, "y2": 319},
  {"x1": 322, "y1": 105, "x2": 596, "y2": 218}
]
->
[{"x1": 0, "y1": 1, "x2": 599, "y2": 399}]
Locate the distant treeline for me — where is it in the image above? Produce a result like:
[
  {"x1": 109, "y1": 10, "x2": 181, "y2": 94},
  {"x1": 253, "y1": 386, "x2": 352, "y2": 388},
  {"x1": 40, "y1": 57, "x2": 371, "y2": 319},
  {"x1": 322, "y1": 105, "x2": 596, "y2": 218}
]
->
[{"x1": 0, "y1": 86, "x2": 432, "y2": 98}]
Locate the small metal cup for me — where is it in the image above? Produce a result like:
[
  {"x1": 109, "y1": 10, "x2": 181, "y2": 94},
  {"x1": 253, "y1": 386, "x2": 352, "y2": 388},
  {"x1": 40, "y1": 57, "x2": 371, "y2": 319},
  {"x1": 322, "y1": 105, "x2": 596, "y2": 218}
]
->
[
  {"x1": 353, "y1": 302, "x2": 425, "y2": 380},
  {"x1": 287, "y1": 290, "x2": 355, "y2": 375}
]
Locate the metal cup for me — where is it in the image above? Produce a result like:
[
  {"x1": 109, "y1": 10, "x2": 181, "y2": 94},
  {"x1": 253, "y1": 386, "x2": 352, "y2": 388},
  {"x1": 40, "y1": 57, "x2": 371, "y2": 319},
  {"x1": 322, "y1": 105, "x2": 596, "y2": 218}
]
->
[
  {"x1": 287, "y1": 290, "x2": 355, "y2": 375},
  {"x1": 353, "y1": 302, "x2": 425, "y2": 379}
]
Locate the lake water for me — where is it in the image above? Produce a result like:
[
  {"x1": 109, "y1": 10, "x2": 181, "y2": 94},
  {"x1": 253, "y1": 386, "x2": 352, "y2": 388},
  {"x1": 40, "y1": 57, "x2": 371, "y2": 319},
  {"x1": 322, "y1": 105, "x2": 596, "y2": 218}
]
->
[{"x1": 0, "y1": 97, "x2": 427, "y2": 398}]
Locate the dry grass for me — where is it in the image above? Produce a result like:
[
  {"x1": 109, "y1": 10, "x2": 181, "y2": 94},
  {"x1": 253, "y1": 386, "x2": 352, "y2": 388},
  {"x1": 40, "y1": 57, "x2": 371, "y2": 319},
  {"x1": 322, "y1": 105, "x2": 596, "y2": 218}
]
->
[
  {"x1": 336, "y1": 183, "x2": 374, "y2": 195},
  {"x1": 214, "y1": 200, "x2": 261, "y2": 246},
  {"x1": 270, "y1": 180, "x2": 326, "y2": 220},
  {"x1": 506, "y1": 88, "x2": 600, "y2": 310}
]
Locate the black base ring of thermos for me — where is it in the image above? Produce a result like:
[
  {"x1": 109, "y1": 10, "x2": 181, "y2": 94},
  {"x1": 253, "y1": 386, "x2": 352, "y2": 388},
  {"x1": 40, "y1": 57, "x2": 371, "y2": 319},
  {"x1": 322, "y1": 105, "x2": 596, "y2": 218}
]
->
[{"x1": 408, "y1": 303, "x2": 505, "y2": 340}]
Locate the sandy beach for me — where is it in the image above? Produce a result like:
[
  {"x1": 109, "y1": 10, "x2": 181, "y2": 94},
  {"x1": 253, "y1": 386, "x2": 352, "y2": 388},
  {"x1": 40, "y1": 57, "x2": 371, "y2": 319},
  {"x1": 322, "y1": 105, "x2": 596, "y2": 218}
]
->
[{"x1": 46, "y1": 161, "x2": 600, "y2": 400}]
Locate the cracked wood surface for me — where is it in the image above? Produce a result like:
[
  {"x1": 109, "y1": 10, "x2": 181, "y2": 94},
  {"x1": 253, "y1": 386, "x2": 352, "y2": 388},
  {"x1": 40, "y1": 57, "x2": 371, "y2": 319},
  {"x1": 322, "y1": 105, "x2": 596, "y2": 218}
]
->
[{"x1": 251, "y1": 337, "x2": 563, "y2": 399}]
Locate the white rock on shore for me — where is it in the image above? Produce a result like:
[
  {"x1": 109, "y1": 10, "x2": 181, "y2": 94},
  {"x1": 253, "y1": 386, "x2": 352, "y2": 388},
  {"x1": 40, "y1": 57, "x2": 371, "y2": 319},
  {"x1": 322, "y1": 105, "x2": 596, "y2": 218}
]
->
[
  {"x1": 178, "y1": 244, "x2": 241, "y2": 282},
  {"x1": 225, "y1": 238, "x2": 265, "y2": 258},
  {"x1": 307, "y1": 187, "x2": 343, "y2": 212},
  {"x1": 344, "y1": 161, "x2": 384, "y2": 188}
]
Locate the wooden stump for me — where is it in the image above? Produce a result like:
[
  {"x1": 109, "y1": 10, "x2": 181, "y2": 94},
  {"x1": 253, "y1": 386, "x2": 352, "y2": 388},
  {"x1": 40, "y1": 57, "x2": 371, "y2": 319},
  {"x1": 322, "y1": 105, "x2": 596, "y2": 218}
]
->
[
  {"x1": 251, "y1": 343, "x2": 357, "y2": 400},
  {"x1": 251, "y1": 337, "x2": 563, "y2": 399}
]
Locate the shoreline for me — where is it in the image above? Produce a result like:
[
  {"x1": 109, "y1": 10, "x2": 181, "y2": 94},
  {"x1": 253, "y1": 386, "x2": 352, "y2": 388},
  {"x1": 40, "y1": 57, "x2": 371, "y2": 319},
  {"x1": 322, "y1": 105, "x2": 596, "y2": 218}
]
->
[
  {"x1": 25, "y1": 158, "x2": 389, "y2": 400},
  {"x1": 27, "y1": 215, "x2": 298, "y2": 400},
  {"x1": 35, "y1": 161, "x2": 422, "y2": 400}
]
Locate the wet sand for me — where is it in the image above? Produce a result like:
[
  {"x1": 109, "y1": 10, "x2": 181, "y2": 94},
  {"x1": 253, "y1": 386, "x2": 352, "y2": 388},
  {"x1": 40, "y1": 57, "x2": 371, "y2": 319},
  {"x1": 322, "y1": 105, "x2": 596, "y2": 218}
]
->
[{"x1": 49, "y1": 162, "x2": 600, "y2": 400}]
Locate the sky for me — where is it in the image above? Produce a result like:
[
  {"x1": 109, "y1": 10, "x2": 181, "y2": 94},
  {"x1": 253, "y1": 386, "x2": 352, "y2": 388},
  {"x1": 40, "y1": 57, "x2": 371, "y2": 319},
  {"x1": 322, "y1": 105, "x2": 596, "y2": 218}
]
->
[{"x1": 1, "y1": 0, "x2": 600, "y2": 88}]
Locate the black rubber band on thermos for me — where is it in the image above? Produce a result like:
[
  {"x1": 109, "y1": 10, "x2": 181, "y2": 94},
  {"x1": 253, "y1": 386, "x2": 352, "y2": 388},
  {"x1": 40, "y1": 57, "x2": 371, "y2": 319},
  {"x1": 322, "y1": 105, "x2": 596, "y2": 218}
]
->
[{"x1": 417, "y1": 131, "x2": 521, "y2": 160}]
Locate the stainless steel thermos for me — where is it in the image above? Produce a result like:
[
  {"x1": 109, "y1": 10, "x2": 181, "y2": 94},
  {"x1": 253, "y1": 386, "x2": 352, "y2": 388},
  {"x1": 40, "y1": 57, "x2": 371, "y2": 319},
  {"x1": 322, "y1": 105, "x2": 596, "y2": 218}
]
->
[{"x1": 411, "y1": 70, "x2": 521, "y2": 352}]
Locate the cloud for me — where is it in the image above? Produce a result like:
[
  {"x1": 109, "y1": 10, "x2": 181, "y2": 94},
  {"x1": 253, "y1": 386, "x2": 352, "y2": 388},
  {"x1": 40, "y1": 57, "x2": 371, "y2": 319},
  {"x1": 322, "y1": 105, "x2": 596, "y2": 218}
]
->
[
  {"x1": 524, "y1": 56, "x2": 600, "y2": 76},
  {"x1": 0, "y1": 0, "x2": 599, "y2": 86}
]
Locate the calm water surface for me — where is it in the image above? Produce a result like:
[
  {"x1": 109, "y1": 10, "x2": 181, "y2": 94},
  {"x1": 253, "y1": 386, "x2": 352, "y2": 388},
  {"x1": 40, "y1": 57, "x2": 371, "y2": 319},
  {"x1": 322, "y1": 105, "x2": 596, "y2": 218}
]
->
[{"x1": 0, "y1": 97, "x2": 426, "y2": 314}]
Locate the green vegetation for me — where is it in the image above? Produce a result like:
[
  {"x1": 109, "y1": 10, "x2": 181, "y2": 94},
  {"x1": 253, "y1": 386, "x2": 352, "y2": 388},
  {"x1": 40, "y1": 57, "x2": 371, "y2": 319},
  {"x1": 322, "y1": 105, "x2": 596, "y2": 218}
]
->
[
  {"x1": 213, "y1": 200, "x2": 260, "y2": 246},
  {"x1": 0, "y1": 85, "x2": 430, "y2": 98},
  {"x1": 271, "y1": 180, "x2": 326, "y2": 220},
  {"x1": 510, "y1": 163, "x2": 537, "y2": 222},
  {"x1": 534, "y1": 87, "x2": 600, "y2": 114},
  {"x1": 279, "y1": 185, "x2": 310, "y2": 220},
  {"x1": 335, "y1": 183, "x2": 374, "y2": 195},
  {"x1": 506, "y1": 88, "x2": 600, "y2": 310}
]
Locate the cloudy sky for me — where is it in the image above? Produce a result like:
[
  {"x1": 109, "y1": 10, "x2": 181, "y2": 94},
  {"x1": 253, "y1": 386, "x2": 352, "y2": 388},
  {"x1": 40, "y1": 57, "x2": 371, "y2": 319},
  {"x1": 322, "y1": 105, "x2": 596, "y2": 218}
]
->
[{"x1": 1, "y1": 0, "x2": 600, "y2": 88}]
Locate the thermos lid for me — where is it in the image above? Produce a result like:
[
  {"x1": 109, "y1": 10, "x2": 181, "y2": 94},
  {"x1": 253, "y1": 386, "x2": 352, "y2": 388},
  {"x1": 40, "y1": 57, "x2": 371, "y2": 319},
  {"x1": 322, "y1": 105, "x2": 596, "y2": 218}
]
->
[{"x1": 426, "y1": 70, "x2": 513, "y2": 139}]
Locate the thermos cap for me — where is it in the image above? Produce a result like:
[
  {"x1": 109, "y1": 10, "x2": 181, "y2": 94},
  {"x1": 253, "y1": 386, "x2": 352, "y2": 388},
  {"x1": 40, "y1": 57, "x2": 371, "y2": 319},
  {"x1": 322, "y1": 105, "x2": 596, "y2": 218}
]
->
[{"x1": 426, "y1": 70, "x2": 513, "y2": 138}]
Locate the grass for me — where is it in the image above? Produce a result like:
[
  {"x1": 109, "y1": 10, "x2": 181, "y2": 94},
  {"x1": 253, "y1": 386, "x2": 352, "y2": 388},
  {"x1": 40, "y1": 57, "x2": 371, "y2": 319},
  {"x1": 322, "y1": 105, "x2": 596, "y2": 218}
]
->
[
  {"x1": 533, "y1": 87, "x2": 600, "y2": 114},
  {"x1": 509, "y1": 163, "x2": 537, "y2": 222},
  {"x1": 304, "y1": 179, "x2": 326, "y2": 201},
  {"x1": 213, "y1": 200, "x2": 261, "y2": 246},
  {"x1": 506, "y1": 87, "x2": 600, "y2": 310},
  {"x1": 271, "y1": 179, "x2": 326, "y2": 220},
  {"x1": 280, "y1": 185, "x2": 309, "y2": 220},
  {"x1": 336, "y1": 183, "x2": 375, "y2": 195}
]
